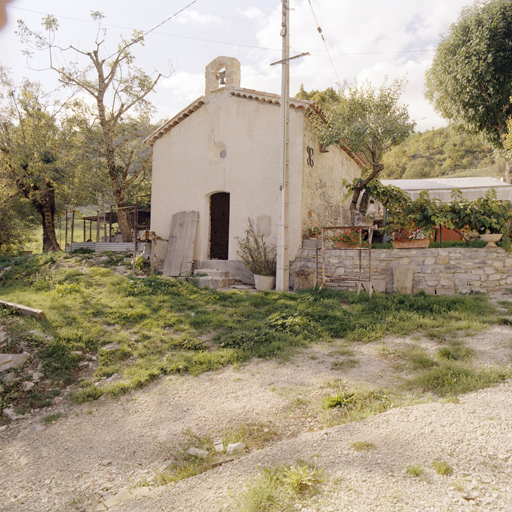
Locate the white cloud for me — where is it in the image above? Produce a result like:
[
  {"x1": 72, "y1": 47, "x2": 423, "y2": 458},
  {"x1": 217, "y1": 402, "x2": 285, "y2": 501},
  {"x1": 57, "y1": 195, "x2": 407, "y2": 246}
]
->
[
  {"x1": 248, "y1": 0, "x2": 474, "y2": 130},
  {"x1": 241, "y1": 7, "x2": 265, "y2": 21},
  {"x1": 173, "y1": 10, "x2": 230, "y2": 28}
]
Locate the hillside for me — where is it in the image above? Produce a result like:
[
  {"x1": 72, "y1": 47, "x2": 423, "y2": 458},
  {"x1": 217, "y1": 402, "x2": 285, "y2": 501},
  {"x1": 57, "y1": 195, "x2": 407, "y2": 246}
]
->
[{"x1": 382, "y1": 126, "x2": 505, "y2": 180}]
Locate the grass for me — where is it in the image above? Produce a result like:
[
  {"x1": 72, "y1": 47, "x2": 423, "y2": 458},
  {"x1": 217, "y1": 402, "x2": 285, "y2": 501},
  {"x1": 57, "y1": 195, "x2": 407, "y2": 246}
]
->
[
  {"x1": 152, "y1": 423, "x2": 278, "y2": 486},
  {"x1": 406, "y1": 464, "x2": 424, "y2": 477},
  {"x1": 351, "y1": 441, "x2": 376, "y2": 452},
  {"x1": 432, "y1": 461, "x2": 453, "y2": 475},
  {"x1": 235, "y1": 461, "x2": 325, "y2": 512},
  {"x1": 42, "y1": 412, "x2": 64, "y2": 424},
  {"x1": 404, "y1": 363, "x2": 510, "y2": 397},
  {"x1": 0, "y1": 251, "x2": 507, "y2": 415}
]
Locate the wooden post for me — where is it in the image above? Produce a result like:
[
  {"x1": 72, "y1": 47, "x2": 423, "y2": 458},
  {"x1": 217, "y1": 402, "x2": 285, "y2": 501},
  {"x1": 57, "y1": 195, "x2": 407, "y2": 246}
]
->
[
  {"x1": 89, "y1": 220, "x2": 92, "y2": 242},
  {"x1": 104, "y1": 214, "x2": 107, "y2": 242},
  {"x1": 64, "y1": 209, "x2": 68, "y2": 252},
  {"x1": 109, "y1": 206, "x2": 113, "y2": 242},
  {"x1": 83, "y1": 216, "x2": 86, "y2": 242},
  {"x1": 150, "y1": 238, "x2": 155, "y2": 277},
  {"x1": 71, "y1": 210, "x2": 75, "y2": 249},
  {"x1": 96, "y1": 210, "x2": 100, "y2": 242}
]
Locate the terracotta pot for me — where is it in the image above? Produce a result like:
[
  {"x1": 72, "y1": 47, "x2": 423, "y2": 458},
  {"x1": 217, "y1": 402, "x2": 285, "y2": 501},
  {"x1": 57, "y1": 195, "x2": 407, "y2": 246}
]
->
[
  {"x1": 333, "y1": 241, "x2": 357, "y2": 248},
  {"x1": 392, "y1": 238, "x2": 431, "y2": 249},
  {"x1": 254, "y1": 274, "x2": 276, "y2": 291},
  {"x1": 480, "y1": 233, "x2": 502, "y2": 247}
]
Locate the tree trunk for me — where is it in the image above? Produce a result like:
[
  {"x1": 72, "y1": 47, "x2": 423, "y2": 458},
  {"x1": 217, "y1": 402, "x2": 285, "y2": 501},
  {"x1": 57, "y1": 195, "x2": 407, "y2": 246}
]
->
[
  {"x1": 505, "y1": 158, "x2": 511, "y2": 184},
  {"x1": 16, "y1": 177, "x2": 61, "y2": 252}
]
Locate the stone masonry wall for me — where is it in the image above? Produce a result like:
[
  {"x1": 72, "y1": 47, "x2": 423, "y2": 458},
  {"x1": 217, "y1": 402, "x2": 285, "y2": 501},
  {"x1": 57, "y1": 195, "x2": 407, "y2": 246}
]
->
[{"x1": 291, "y1": 246, "x2": 512, "y2": 295}]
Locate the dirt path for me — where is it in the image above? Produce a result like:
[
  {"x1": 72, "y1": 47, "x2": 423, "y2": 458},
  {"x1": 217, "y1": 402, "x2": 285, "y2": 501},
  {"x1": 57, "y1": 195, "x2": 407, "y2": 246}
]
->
[{"x1": 1, "y1": 325, "x2": 512, "y2": 512}]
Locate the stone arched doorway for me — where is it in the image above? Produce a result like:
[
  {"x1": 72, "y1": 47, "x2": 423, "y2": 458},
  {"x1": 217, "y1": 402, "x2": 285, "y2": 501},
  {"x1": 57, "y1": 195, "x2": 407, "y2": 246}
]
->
[{"x1": 209, "y1": 192, "x2": 230, "y2": 260}]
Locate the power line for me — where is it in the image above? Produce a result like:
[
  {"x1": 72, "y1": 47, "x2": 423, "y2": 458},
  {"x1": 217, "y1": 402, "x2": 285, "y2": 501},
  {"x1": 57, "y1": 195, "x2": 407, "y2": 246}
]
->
[
  {"x1": 9, "y1": 5, "x2": 435, "y2": 58},
  {"x1": 307, "y1": 0, "x2": 341, "y2": 84}
]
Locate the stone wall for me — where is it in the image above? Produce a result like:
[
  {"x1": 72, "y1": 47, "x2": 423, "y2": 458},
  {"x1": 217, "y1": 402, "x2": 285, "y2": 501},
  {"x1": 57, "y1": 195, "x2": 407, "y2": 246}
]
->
[{"x1": 291, "y1": 246, "x2": 512, "y2": 295}]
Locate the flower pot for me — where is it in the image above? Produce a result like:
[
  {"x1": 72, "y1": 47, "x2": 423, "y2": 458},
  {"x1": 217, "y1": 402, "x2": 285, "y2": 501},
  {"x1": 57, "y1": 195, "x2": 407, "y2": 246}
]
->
[
  {"x1": 333, "y1": 241, "x2": 350, "y2": 248},
  {"x1": 392, "y1": 238, "x2": 431, "y2": 249},
  {"x1": 480, "y1": 233, "x2": 502, "y2": 247},
  {"x1": 254, "y1": 274, "x2": 276, "y2": 291}
]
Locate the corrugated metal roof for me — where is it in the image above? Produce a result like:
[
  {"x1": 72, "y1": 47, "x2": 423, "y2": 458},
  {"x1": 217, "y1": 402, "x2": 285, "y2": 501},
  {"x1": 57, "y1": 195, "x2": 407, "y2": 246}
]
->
[{"x1": 381, "y1": 177, "x2": 512, "y2": 201}]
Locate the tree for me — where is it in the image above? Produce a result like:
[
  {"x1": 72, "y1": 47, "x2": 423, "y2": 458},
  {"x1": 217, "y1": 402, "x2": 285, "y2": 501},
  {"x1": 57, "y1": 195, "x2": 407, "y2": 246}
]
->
[
  {"x1": 0, "y1": 70, "x2": 65, "y2": 251},
  {"x1": 17, "y1": 12, "x2": 163, "y2": 241},
  {"x1": 298, "y1": 79, "x2": 415, "y2": 220},
  {"x1": 424, "y1": 0, "x2": 512, "y2": 182}
]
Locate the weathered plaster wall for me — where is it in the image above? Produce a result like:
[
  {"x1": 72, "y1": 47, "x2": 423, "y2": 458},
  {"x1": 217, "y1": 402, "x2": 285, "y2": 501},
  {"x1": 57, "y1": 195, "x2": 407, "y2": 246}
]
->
[
  {"x1": 292, "y1": 246, "x2": 512, "y2": 295},
  {"x1": 151, "y1": 89, "x2": 305, "y2": 263},
  {"x1": 301, "y1": 119, "x2": 361, "y2": 231}
]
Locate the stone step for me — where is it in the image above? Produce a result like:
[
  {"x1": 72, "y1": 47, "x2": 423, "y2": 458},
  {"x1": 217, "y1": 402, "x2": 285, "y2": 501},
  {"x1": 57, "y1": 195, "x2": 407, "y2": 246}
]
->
[
  {"x1": 196, "y1": 276, "x2": 236, "y2": 290},
  {"x1": 194, "y1": 269, "x2": 232, "y2": 278}
]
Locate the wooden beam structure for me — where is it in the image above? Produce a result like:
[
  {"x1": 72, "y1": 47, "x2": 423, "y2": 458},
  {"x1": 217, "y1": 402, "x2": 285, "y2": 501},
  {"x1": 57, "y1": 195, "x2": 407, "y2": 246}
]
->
[{"x1": 0, "y1": 300, "x2": 46, "y2": 320}]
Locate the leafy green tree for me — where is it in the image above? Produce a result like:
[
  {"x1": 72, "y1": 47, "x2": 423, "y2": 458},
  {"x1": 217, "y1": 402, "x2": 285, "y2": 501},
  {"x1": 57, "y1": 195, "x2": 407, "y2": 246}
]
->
[
  {"x1": 298, "y1": 79, "x2": 415, "y2": 220},
  {"x1": 425, "y1": 0, "x2": 512, "y2": 181},
  {"x1": 0, "y1": 70, "x2": 66, "y2": 251},
  {"x1": 18, "y1": 12, "x2": 162, "y2": 241}
]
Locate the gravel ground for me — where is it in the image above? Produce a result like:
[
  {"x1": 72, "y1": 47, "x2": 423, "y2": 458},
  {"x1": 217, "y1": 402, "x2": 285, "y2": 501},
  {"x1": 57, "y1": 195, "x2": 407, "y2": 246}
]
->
[{"x1": 1, "y1": 323, "x2": 512, "y2": 512}]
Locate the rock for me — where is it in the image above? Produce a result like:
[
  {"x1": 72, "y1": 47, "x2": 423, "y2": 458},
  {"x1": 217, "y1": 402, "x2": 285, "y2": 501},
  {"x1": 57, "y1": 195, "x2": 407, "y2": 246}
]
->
[
  {"x1": 2, "y1": 407, "x2": 27, "y2": 421},
  {"x1": 226, "y1": 442, "x2": 245, "y2": 455},
  {"x1": 98, "y1": 486, "x2": 152, "y2": 509},
  {"x1": 100, "y1": 343, "x2": 120, "y2": 352},
  {"x1": 186, "y1": 447, "x2": 209, "y2": 458},
  {"x1": 2, "y1": 373, "x2": 17, "y2": 384},
  {"x1": 31, "y1": 371, "x2": 44, "y2": 382},
  {"x1": 0, "y1": 353, "x2": 29, "y2": 372},
  {"x1": 22, "y1": 381, "x2": 34, "y2": 391},
  {"x1": 213, "y1": 437, "x2": 224, "y2": 452}
]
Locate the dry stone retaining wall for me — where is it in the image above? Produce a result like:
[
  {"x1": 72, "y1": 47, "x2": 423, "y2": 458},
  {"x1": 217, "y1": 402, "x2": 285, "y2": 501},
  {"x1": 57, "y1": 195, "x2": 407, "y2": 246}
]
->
[{"x1": 292, "y1": 246, "x2": 512, "y2": 295}]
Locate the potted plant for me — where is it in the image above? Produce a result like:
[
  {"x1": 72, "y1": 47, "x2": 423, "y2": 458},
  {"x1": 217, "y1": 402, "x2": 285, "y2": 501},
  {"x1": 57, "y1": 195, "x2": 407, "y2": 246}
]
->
[
  {"x1": 388, "y1": 228, "x2": 433, "y2": 249},
  {"x1": 236, "y1": 218, "x2": 277, "y2": 290},
  {"x1": 331, "y1": 229, "x2": 364, "y2": 248},
  {"x1": 304, "y1": 223, "x2": 321, "y2": 239},
  {"x1": 465, "y1": 190, "x2": 512, "y2": 247}
]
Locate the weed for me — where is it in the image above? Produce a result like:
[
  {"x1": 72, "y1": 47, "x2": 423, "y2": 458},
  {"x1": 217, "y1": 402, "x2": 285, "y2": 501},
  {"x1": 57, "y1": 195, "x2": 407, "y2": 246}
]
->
[
  {"x1": 323, "y1": 391, "x2": 356, "y2": 409},
  {"x1": 406, "y1": 464, "x2": 424, "y2": 477},
  {"x1": 42, "y1": 412, "x2": 64, "y2": 424},
  {"x1": 351, "y1": 441, "x2": 376, "y2": 452},
  {"x1": 235, "y1": 461, "x2": 324, "y2": 512},
  {"x1": 432, "y1": 461, "x2": 453, "y2": 475}
]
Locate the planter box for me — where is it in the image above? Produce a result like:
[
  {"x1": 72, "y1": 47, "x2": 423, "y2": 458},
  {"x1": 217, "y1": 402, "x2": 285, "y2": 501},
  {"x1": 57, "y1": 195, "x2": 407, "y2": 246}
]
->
[{"x1": 392, "y1": 239, "x2": 431, "y2": 249}]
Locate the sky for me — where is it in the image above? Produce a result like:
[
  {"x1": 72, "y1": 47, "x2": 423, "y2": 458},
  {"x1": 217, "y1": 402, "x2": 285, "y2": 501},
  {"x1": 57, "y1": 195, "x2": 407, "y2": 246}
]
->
[{"x1": 0, "y1": 0, "x2": 474, "y2": 131}]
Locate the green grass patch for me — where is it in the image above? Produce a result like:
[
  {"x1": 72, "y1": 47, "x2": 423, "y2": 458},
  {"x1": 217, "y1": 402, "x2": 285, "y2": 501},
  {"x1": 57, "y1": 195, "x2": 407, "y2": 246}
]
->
[
  {"x1": 0, "y1": 253, "x2": 505, "y2": 412},
  {"x1": 235, "y1": 461, "x2": 325, "y2": 512},
  {"x1": 406, "y1": 464, "x2": 424, "y2": 477},
  {"x1": 432, "y1": 461, "x2": 453, "y2": 475},
  {"x1": 404, "y1": 363, "x2": 510, "y2": 397},
  {"x1": 351, "y1": 441, "x2": 376, "y2": 452},
  {"x1": 42, "y1": 412, "x2": 64, "y2": 424}
]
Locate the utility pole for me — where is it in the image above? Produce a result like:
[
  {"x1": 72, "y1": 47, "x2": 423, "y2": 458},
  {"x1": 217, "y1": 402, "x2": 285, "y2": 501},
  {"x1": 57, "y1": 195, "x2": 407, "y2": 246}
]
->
[{"x1": 276, "y1": 0, "x2": 290, "y2": 292}]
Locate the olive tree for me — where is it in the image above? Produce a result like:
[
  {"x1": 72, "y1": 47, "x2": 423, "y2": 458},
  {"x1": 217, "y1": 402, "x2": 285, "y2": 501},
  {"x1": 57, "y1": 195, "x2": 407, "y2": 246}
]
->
[
  {"x1": 298, "y1": 79, "x2": 415, "y2": 220},
  {"x1": 17, "y1": 12, "x2": 163, "y2": 241},
  {"x1": 425, "y1": 0, "x2": 512, "y2": 181}
]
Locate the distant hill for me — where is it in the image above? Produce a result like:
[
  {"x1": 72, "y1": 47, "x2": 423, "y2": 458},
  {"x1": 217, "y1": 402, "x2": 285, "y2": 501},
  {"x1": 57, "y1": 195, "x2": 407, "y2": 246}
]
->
[{"x1": 381, "y1": 127, "x2": 505, "y2": 180}]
